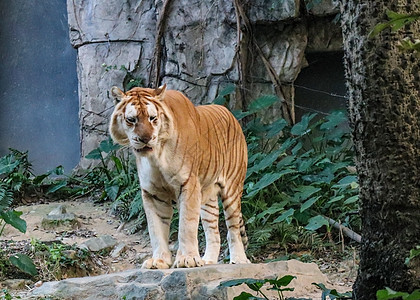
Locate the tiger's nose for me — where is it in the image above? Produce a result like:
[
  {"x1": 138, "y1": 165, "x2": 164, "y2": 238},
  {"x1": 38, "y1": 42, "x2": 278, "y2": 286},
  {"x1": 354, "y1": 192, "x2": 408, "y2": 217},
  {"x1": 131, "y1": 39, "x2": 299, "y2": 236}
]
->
[{"x1": 134, "y1": 136, "x2": 151, "y2": 144}]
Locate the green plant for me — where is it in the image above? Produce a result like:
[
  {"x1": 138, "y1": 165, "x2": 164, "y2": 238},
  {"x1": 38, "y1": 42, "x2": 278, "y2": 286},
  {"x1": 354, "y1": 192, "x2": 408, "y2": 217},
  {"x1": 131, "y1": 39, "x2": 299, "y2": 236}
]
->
[
  {"x1": 405, "y1": 245, "x2": 420, "y2": 266},
  {"x1": 376, "y1": 287, "x2": 420, "y2": 300},
  {"x1": 229, "y1": 94, "x2": 358, "y2": 253},
  {"x1": 30, "y1": 239, "x2": 91, "y2": 280},
  {"x1": 313, "y1": 283, "x2": 352, "y2": 300},
  {"x1": 83, "y1": 138, "x2": 145, "y2": 225},
  {"x1": 220, "y1": 275, "x2": 301, "y2": 300}
]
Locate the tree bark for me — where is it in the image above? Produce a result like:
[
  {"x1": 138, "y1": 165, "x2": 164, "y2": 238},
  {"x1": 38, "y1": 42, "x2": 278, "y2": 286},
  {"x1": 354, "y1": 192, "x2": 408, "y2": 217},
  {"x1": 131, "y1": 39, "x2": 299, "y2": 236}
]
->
[{"x1": 339, "y1": 0, "x2": 420, "y2": 298}]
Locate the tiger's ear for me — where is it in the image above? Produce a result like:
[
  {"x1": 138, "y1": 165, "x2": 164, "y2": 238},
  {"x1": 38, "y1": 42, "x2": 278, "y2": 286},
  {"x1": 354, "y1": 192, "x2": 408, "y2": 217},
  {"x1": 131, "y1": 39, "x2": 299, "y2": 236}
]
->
[
  {"x1": 109, "y1": 111, "x2": 129, "y2": 145},
  {"x1": 111, "y1": 86, "x2": 126, "y2": 103},
  {"x1": 154, "y1": 84, "x2": 167, "y2": 101}
]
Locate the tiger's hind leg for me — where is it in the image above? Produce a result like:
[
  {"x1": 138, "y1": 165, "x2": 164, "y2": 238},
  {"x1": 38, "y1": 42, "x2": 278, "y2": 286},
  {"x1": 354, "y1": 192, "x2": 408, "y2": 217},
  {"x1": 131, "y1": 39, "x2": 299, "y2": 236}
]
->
[
  {"x1": 200, "y1": 195, "x2": 221, "y2": 264},
  {"x1": 221, "y1": 189, "x2": 250, "y2": 264}
]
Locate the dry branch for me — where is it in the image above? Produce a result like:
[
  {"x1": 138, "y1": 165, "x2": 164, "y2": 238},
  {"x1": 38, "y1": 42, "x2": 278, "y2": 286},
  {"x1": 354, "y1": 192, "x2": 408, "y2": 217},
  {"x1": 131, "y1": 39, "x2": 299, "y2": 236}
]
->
[
  {"x1": 148, "y1": 0, "x2": 173, "y2": 88},
  {"x1": 326, "y1": 216, "x2": 361, "y2": 243}
]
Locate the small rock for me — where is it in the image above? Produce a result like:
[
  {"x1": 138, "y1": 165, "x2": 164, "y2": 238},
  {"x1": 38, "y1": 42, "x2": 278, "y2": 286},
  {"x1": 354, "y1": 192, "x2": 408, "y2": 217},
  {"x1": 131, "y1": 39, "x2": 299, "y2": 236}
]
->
[
  {"x1": 41, "y1": 205, "x2": 78, "y2": 230},
  {"x1": 110, "y1": 242, "x2": 126, "y2": 258},
  {"x1": 34, "y1": 281, "x2": 43, "y2": 288},
  {"x1": 0, "y1": 279, "x2": 32, "y2": 290},
  {"x1": 79, "y1": 235, "x2": 117, "y2": 252}
]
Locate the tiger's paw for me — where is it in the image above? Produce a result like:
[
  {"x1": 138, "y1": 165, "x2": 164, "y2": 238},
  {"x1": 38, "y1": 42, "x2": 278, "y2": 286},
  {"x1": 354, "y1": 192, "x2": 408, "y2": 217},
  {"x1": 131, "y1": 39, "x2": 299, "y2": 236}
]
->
[
  {"x1": 203, "y1": 259, "x2": 218, "y2": 265},
  {"x1": 142, "y1": 258, "x2": 171, "y2": 269},
  {"x1": 173, "y1": 255, "x2": 204, "y2": 268},
  {"x1": 230, "y1": 257, "x2": 251, "y2": 264}
]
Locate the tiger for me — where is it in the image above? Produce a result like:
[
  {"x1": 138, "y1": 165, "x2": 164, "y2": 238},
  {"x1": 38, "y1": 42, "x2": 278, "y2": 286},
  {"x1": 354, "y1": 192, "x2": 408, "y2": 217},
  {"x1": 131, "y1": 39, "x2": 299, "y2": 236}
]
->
[{"x1": 109, "y1": 84, "x2": 249, "y2": 268}]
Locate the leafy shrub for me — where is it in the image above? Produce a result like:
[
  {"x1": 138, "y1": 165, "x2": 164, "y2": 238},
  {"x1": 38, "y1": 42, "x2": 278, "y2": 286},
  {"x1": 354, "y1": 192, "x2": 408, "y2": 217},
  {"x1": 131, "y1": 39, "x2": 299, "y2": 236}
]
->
[
  {"x1": 214, "y1": 87, "x2": 358, "y2": 254},
  {"x1": 83, "y1": 139, "x2": 146, "y2": 228}
]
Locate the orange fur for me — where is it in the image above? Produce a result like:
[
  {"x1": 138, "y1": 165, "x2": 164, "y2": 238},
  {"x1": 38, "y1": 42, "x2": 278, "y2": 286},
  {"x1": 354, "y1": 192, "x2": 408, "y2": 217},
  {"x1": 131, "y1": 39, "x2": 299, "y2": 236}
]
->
[{"x1": 109, "y1": 85, "x2": 249, "y2": 268}]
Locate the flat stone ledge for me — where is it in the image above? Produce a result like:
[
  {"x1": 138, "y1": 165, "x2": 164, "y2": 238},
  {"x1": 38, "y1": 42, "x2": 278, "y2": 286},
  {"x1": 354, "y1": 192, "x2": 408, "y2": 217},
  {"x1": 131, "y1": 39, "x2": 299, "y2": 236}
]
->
[{"x1": 30, "y1": 260, "x2": 329, "y2": 299}]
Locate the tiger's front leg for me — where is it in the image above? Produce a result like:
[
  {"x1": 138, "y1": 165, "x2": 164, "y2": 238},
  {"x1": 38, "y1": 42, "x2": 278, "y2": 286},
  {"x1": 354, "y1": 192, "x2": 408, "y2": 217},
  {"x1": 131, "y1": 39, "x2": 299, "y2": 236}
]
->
[
  {"x1": 141, "y1": 190, "x2": 173, "y2": 269},
  {"x1": 173, "y1": 176, "x2": 204, "y2": 268}
]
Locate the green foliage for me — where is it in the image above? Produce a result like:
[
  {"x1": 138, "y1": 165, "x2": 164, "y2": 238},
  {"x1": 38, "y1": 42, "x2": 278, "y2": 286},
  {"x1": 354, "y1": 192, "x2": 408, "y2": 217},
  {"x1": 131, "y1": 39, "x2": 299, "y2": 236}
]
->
[
  {"x1": 370, "y1": 10, "x2": 420, "y2": 56},
  {"x1": 239, "y1": 100, "x2": 358, "y2": 252},
  {"x1": 84, "y1": 138, "x2": 145, "y2": 224},
  {"x1": 220, "y1": 275, "x2": 299, "y2": 300},
  {"x1": 405, "y1": 245, "x2": 420, "y2": 266},
  {"x1": 8, "y1": 253, "x2": 38, "y2": 276},
  {"x1": 370, "y1": 10, "x2": 420, "y2": 37},
  {"x1": 30, "y1": 239, "x2": 91, "y2": 280},
  {"x1": 376, "y1": 287, "x2": 420, "y2": 300},
  {"x1": 313, "y1": 283, "x2": 352, "y2": 300}
]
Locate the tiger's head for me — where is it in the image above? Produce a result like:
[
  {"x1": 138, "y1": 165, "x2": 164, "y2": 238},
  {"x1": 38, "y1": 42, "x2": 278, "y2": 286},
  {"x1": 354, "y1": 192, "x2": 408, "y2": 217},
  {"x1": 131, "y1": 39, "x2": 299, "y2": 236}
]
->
[{"x1": 109, "y1": 84, "x2": 169, "y2": 155}]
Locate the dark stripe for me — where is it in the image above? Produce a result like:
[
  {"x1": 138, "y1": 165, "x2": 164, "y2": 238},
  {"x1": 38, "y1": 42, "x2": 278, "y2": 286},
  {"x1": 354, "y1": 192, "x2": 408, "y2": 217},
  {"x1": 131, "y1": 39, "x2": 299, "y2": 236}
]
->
[
  {"x1": 226, "y1": 211, "x2": 239, "y2": 221},
  {"x1": 201, "y1": 218, "x2": 217, "y2": 224},
  {"x1": 142, "y1": 189, "x2": 166, "y2": 204},
  {"x1": 205, "y1": 202, "x2": 218, "y2": 210},
  {"x1": 201, "y1": 207, "x2": 219, "y2": 217}
]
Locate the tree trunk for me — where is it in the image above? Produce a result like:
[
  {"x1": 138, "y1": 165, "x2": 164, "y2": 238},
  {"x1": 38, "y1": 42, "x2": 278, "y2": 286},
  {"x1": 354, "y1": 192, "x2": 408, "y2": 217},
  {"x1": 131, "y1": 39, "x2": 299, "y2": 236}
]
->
[{"x1": 339, "y1": 0, "x2": 420, "y2": 298}]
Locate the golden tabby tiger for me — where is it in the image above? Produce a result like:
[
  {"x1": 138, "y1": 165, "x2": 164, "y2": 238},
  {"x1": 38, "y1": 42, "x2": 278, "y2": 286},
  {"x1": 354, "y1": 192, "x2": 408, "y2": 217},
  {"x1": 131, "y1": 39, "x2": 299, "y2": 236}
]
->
[{"x1": 109, "y1": 84, "x2": 249, "y2": 268}]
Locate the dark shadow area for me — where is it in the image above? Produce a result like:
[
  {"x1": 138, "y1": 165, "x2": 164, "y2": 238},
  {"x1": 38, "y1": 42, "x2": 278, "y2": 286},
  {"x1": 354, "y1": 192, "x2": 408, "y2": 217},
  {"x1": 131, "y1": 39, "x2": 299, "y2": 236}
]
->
[
  {"x1": 0, "y1": 0, "x2": 79, "y2": 174},
  {"x1": 295, "y1": 51, "x2": 347, "y2": 120}
]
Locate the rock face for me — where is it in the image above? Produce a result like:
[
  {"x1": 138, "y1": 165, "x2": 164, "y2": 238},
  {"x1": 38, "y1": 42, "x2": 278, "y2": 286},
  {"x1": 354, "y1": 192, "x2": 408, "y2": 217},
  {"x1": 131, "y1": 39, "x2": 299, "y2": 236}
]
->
[
  {"x1": 31, "y1": 260, "x2": 328, "y2": 299},
  {"x1": 66, "y1": 0, "x2": 342, "y2": 168}
]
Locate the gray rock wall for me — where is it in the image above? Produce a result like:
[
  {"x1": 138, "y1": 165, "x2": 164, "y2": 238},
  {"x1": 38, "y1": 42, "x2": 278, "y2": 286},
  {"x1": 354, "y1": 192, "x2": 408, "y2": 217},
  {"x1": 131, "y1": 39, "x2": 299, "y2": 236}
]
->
[{"x1": 67, "y1": 0, "x2": 342, "y2": 168}]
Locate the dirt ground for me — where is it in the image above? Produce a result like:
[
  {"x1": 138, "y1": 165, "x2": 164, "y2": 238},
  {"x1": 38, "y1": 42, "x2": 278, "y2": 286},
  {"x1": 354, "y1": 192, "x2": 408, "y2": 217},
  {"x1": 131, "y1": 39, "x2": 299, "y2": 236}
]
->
[{"x1": 1, "y1": 198, "x2": 357, "y2": 296}]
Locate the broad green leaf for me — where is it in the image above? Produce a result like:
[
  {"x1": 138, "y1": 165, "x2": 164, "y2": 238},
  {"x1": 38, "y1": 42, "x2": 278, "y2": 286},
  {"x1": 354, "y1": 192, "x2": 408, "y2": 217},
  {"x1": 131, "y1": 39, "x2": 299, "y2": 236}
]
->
[
  {"x1": 290, "y1": 113, "x2": 316, "y2": 136},
  {"x1": 1, "y1": 210, "x2": 26, "y2": 233},
  {"x1": 273, "y1": 208, "x2": 295, "y2": 224},
  {"x1": 343, "y1": 195, "x2": 358, "y2": 205},
  {"x1": 232, "y1": 110, "x2": 252, "y2": 120},
  {"x1": 99, "y1": 139, "x2": 120, "y2": 153},
  {"x1": 292, "y1": 186, "x2": 321, "y2": 202},
  {"x1": 47, "y1": 180, "x2": 68, "y2": 194},
  {"x1": 85, "y1": 148, "x2": 103, "y2": 160},
  {"x1": 405, "y1": 246, "x2": 420, "y2": 265},
  {"x1": 233, "y1": 291, "x2": 261, "y2": 300},
  {"x1": 320, "y1": 111, "x2": 347, "y2": 131},
  {"x1": 220, "y1": 278, "x2": 264, "y2": 288},
  {"x1": 376, "y1": 287, "x2": 409, "y2": 300},
  {"x1": 105, "y1": 184, "x2": 120, "y2": 201},
  {"x1": 212, "y1": 84, "x2": 235, "y2": 105},
  {"x1": 246, "y1": 148, "x2": 284, "y2": 177},
  {"x1": 276, "y1": 155, "x2": 295, "y2": 170},
  {"x1": 256, "y1": 202, "x2": 287, "y2": 220},
  {"x1": 327, "y1": 195, "x2": 344, "y2": 204},
  {"x1": 248, "y1": 95, "x2": 279, "y2": 113},
  {"x1": 301, "y1": 196, "x2": 321, "y2": 212},
  {"x1": 9, "y1": 253, "x2": 38, "y2": 276},
  {"x1": 266, "y1": 118, "x2": 288, "y2": 138},
  {"x1": 245, "y1": 173, "x2": 283, "y2": 198},
  {"x1": 334, "y1": 175, "x2": 358, "y2": 187},
  {"x1": 406, "y1": 290, "x2": 420, "y2": 300},
  {"x1": 269, "y1": 275, "x2": 296, "y2": 287},
  {"x1": 305, "y1": 215, "x2": 328, "y2": 231},
  {"x1": 0, "y1": 159, "x2": 19, "y2": 175}
]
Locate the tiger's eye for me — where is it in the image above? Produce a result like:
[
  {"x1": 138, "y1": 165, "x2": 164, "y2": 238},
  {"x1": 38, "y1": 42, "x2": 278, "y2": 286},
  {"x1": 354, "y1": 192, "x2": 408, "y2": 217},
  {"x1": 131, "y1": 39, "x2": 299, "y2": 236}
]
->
[
  {"x1": 126, "y1": 117, "x2": 136, "y2": 123},
  {"x1": 149, "y1": 116, "x2": 157, "y2": 122}
]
